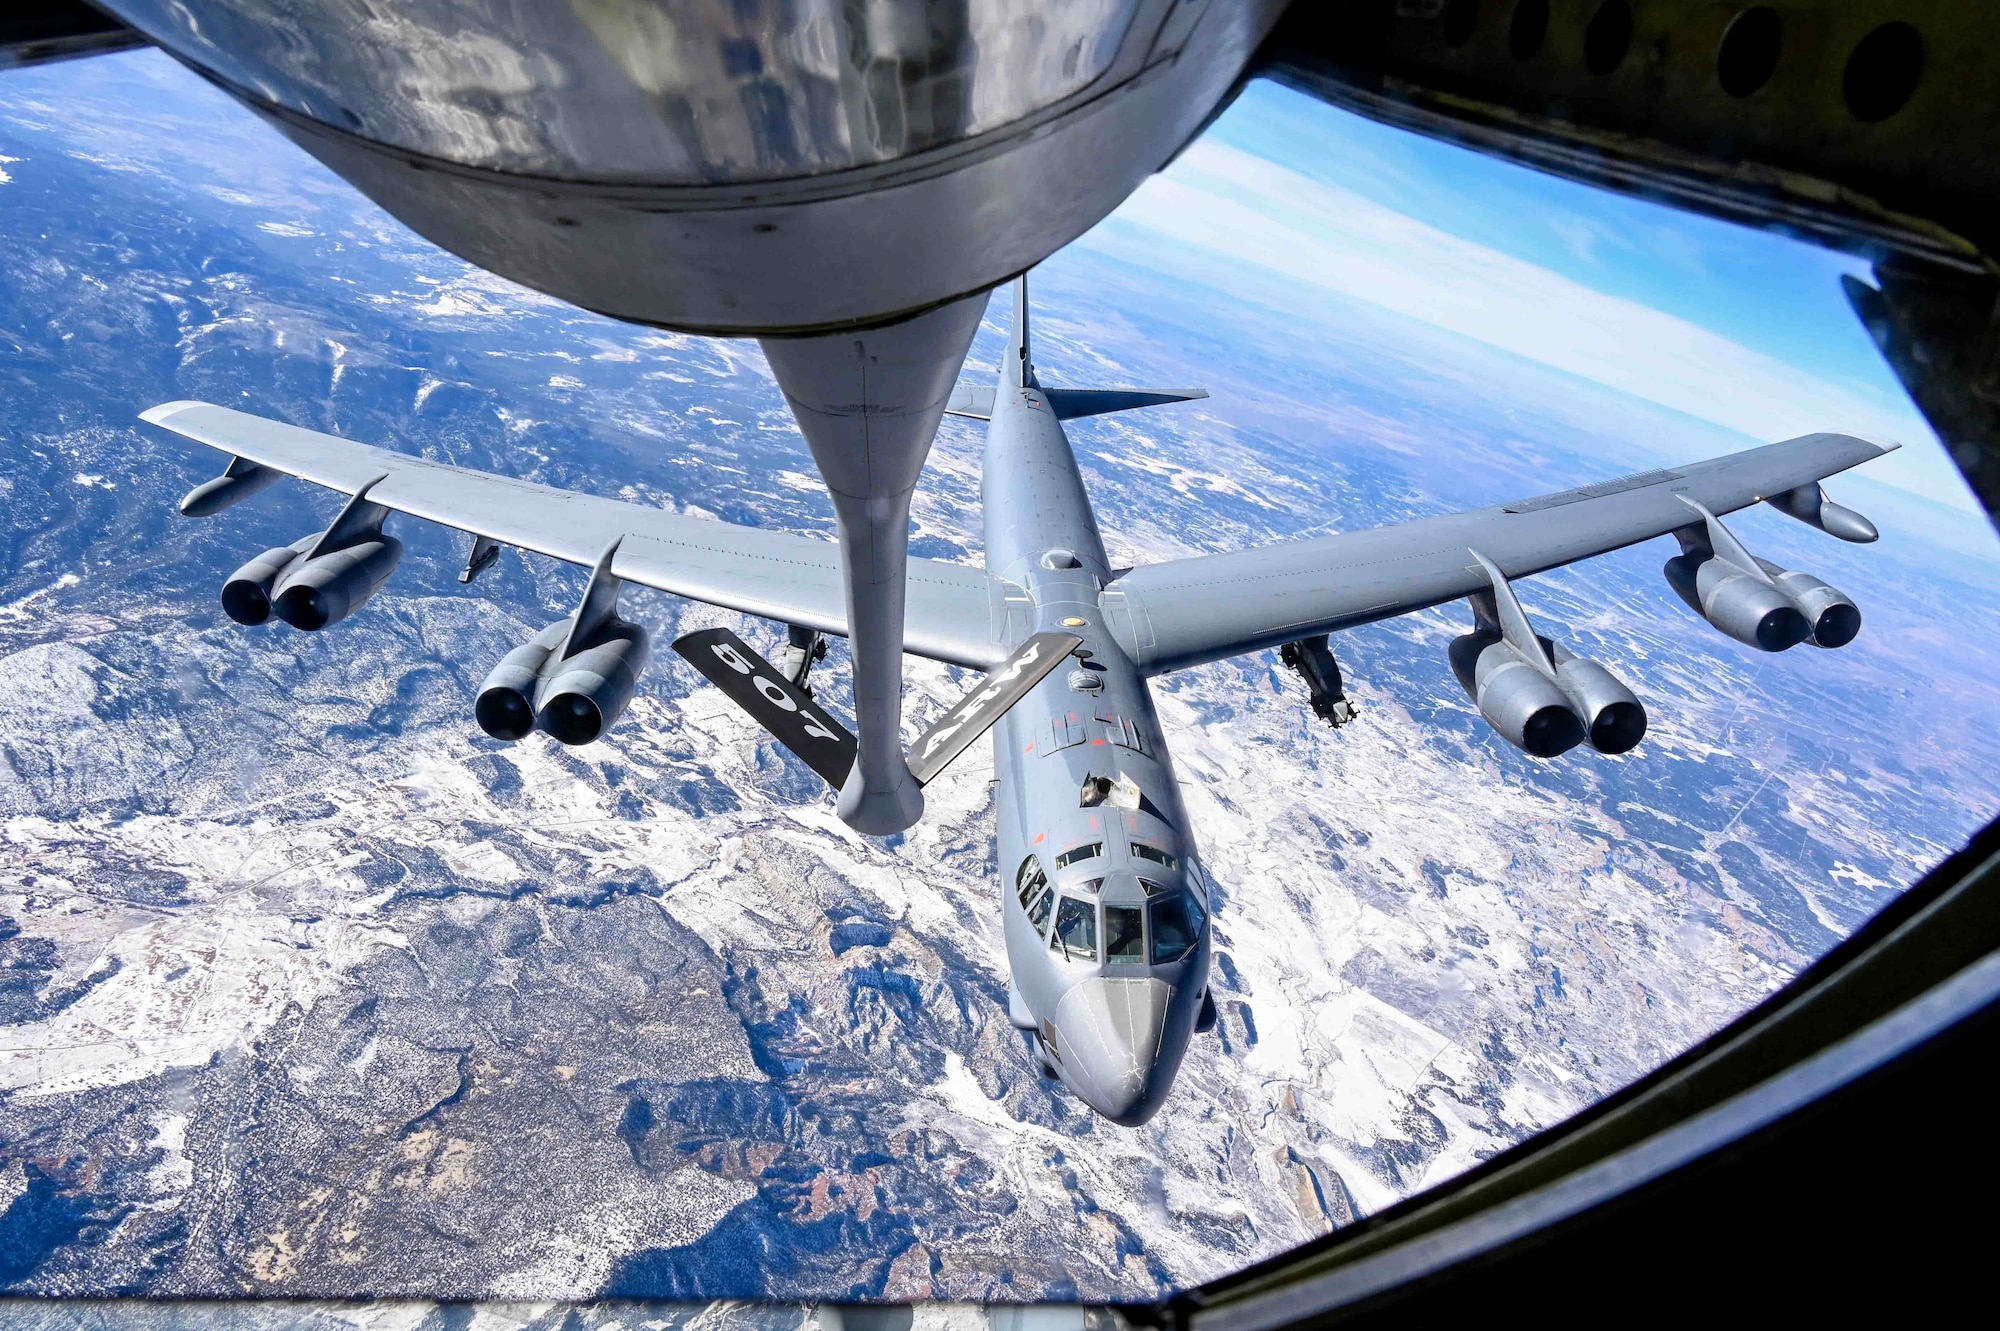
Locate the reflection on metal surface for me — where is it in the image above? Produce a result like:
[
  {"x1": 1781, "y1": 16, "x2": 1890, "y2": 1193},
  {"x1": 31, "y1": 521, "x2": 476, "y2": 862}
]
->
[
  {"x1": 89, "y1": 0, "x2": 1281, "y2": 333},
  {"x1": 99, "y1": 0, "x2": 1141, "y2": 183}
]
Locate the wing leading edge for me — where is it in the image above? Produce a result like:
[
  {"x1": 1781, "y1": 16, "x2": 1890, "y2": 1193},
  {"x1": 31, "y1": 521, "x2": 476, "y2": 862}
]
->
[
  {"x1": 1108, "y1": 433, "x2": 1897, "y2": 675},
  {"x1": 142, "y1": 401, "x2": 1002, "y2": 669}
]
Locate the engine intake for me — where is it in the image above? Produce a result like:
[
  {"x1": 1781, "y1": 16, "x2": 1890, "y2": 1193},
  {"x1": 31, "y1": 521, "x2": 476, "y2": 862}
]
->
[
  {"x1": 1453, "y1": 551, "x2": 1649, "y2": 759},
  {"x1": 476, "y1": 620, "x2": 570, "y2": 741},
  {"x1": 1665, "y1": 502, "x2": 1863, "y2": 653},
  {"x1": 1549, "y1": 643, "x2": 1647, "y2": 755},
  {"x1": 218, "y1": 483, "x2": 401, "y2": 632},
  {"x1": 1450, "y1": 630, "x2": 1647, "y2": 759}
]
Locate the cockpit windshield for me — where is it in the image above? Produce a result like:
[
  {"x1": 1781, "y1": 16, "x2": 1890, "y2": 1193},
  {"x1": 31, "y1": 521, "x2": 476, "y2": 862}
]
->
[
  {"x1": 1051, "y1": 896, "x2": 1097, "y2": 961},
  {"x1": 1027, "y1": 882, "x2": 1056, "y2": 935},
  {"x1": 1149, "y1": 893, "x2": 1204, "y2": 965},
  {"x1": 1105, "y1": 905, "x2": 1144, "y2": 963},
  {"x1": 1016, "y1": 854, "x2": 1046, "y2": 907}
]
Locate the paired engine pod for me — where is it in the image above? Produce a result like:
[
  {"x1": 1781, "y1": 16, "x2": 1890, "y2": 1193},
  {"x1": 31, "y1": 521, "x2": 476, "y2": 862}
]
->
[
  {"x1": 1762, "y1": 565, "x2": 1862, "y2": 649},
  {"x1": 270, "y1": 538, "x2": 404, "y2": 631},
  {"x1": 1450, "y1": 633, "x2": 1585, "y2": 758},
  {"x1": 476, "y1": 617, "x2": 652, "y2": 747},
  {"x1": 536, "y1": 619, "x2": 651, "y2": 745},
  {"x1": 474, "y1": 619, "x2": 570, "y2": 741},
  {"x1": 1664, "y1": 555, "x2": 1812, "y2": 653},
  {"x1": 220, "y1": 538, "x2": 315, "y2": 625},
  {"x1": 1550, "y1": 645, "x2": 1647, "y2": 754}
]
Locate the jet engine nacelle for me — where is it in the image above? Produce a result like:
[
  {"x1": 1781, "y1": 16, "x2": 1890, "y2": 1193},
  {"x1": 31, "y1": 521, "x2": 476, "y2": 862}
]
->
[
  {"x1": 475, "y1": 620, "x2": 570, "y2": 742},
  {"x1": 1759, "y1": 561, "x2": 1862, "y2": 649},
  {"x1": 1548, "y1": 644, "x2": 1648, "y2": 754},
  {"x1": 538, "y1": 620, "x2": 650, "y2": 745},
  {"x1": 1663, "y1": 555, "x2": 1812, "y2": 653},
  {"x1": 1449, "y1": 632, "x2": 1647, "y2": 758},
  {"x1": 1663, "y1": 554, "x2": 1860, "y2": 651},
  {"x1": 1664, "y1": 503, "x2": 1862, "y2": 652},
  {"x1": 476, "y1": 616, "x2": 651, "y2": 747},
  {"x1": 220, "y1": 537, "x2": 315, "y2": 625},
  {"x1": 269, "y1": 538, "x2": 403, "y2": 631}
]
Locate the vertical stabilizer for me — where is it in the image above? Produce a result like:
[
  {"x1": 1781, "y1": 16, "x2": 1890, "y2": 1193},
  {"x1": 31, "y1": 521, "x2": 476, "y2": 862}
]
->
[{"x1": 1009, "y1": 276, "x2": 1037, "y2": 389}]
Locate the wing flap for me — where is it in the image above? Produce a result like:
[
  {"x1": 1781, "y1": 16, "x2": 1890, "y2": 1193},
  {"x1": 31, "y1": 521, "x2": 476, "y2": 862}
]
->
[
  {"x1": 143, "y1": 400, "x2": 1002, "y2": 668},
  {"x1": 944, "y1": 384, "x2": 996, "y2": 420},
  {"x1": 1112, "y1": 433, "x2": 1896, "y2": 674}
]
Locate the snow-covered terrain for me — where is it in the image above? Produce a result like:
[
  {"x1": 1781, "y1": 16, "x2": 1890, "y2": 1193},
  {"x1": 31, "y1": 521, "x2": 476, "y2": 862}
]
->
[{"x1": 1, "y1": 51, "x2": 1998, "y2": 1301}]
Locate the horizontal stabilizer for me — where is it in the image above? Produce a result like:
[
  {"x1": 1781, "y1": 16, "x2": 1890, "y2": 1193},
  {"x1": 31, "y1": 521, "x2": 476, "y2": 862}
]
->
[
  {"x1": 906, "y1": 631, "x2": 1080, "y2": 785},
  {"x1": 1044, "y1": 388, "x2": 1206, "y2": 421},
  {"x1": 941, "y1": 384, "x2": 1206, "y2": 422},
  {"x1": 673, "y1": 627, "x2": 857, "y2": 787}
]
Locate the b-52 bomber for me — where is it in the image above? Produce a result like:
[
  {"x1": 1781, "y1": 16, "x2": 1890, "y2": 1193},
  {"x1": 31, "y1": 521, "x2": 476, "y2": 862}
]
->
[{"x1": 145, "y1": 281, "x2": 1894, "y2": 1124}]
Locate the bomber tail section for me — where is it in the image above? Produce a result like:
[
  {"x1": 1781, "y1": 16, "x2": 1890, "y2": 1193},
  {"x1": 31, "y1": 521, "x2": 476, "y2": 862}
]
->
[{"x1": 943, "y1": 275, "x2": 1207, "y2": 421}]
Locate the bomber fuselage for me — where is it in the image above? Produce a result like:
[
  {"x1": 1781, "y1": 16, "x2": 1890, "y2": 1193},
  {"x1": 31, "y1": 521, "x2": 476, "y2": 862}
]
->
[{"x1": 980, "y1": 332, "x2": 1212, "y2": 1126}]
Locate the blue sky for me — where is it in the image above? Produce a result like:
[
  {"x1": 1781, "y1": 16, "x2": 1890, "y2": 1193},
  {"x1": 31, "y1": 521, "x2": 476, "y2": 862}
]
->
[{"x1": 1086, "y1": 80, "x2": 1976, "y2": 516}]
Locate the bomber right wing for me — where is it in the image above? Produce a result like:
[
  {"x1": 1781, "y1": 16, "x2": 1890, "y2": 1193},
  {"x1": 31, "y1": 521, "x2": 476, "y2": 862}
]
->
[{"x1": 1105, "y1": 433, "x2": 1896, "y2": 674}]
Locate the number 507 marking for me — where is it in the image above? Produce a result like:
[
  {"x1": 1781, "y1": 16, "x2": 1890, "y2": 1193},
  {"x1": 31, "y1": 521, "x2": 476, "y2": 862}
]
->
[{"x1": 710, "y1": 641, "x2": 841, "y2": 743}]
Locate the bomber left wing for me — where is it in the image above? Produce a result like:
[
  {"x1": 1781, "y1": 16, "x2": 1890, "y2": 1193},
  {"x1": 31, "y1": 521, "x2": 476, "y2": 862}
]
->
[
  {"x1": 142, "y1": 400, "x2": 1001, "y2": 669},
  {"x1": 1106, "y1": 432, "x2": 1896, "y2": 675}
]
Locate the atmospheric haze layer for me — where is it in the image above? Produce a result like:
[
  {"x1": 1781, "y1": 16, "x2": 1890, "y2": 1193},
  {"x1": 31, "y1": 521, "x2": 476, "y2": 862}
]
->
[{"x1": 1, "y1": 53, "x2": 1999, "y2": 1301}]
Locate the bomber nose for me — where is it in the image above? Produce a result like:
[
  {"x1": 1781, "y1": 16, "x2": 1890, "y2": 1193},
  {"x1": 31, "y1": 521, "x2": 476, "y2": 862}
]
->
[{"x1": 1053, "y1": 977, "x2": 1171, "y2": 1125}]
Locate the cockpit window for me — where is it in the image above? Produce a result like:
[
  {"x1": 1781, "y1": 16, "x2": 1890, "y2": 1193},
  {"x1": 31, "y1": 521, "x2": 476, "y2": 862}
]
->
[
  {"x1": 1149, "y1": 893, "x2": 1204, "y2": 965},
  {"x1": 1055, "y1": 842, "x2": 1104, "y2": 869},
  {"x1": 1051, "y1": 896, "x2": 1097, "y2": 961},
  {"x1": 1027, "y1": 882, "x2": 1056, "y2": 935},
  {"x1": 1105, "y1": 905, "x2": 1144, "y2": 963},
  {"x1": 1131, "y1": 842, "x2": 1177, "y2": 870},
  {"x1": 1016, "y1": 854, "x2": 1047, "y2": 907},
  {"x1": 1137, "y1": 877, "x2": 1167, "y2": 897}
]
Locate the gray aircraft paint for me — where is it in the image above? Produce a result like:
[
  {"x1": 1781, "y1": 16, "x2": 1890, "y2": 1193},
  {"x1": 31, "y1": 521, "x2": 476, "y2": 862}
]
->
[
  {"x1": 978, "y1": 283, "x2": 1211, "y2": 1124},
  {"x1": 149, "y1": 279, "x2": 1898, "y2": 1123}
]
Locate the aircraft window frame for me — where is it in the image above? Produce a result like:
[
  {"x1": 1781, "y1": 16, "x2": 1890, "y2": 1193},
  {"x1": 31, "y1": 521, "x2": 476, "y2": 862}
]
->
[
  {"x1": 1105, "y1": 904, "x2": 1145, "y2": 964},
  {"x1": 1148, "y1": 892, "x2": 1204, "y2": 965},
  {"x1": 1050, "y1": 895, "x2": 1098, "y2": 961},
  {"x1": 1016, "y1": 854, "x2": 1047, "y2": 908},
  {"x1": 1131, "y1": 842, "x2": 1178, "y2": 870},
  {"x1": 1027, "y1": 880, "x2": 1057, "y2": 936},
  {"x1": 1055, "y1": 842, "x2": 1104, "y2": 869},
  {"x1": 1076, "y1": 876, "x2": 1105, "y2": 894},
  {"x1": 1188, "y1": 859, "x2": 1212, "y2": 902},
  {"x1": 1138, "y1": 877, "x2": 1168, "y2": 897}
]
